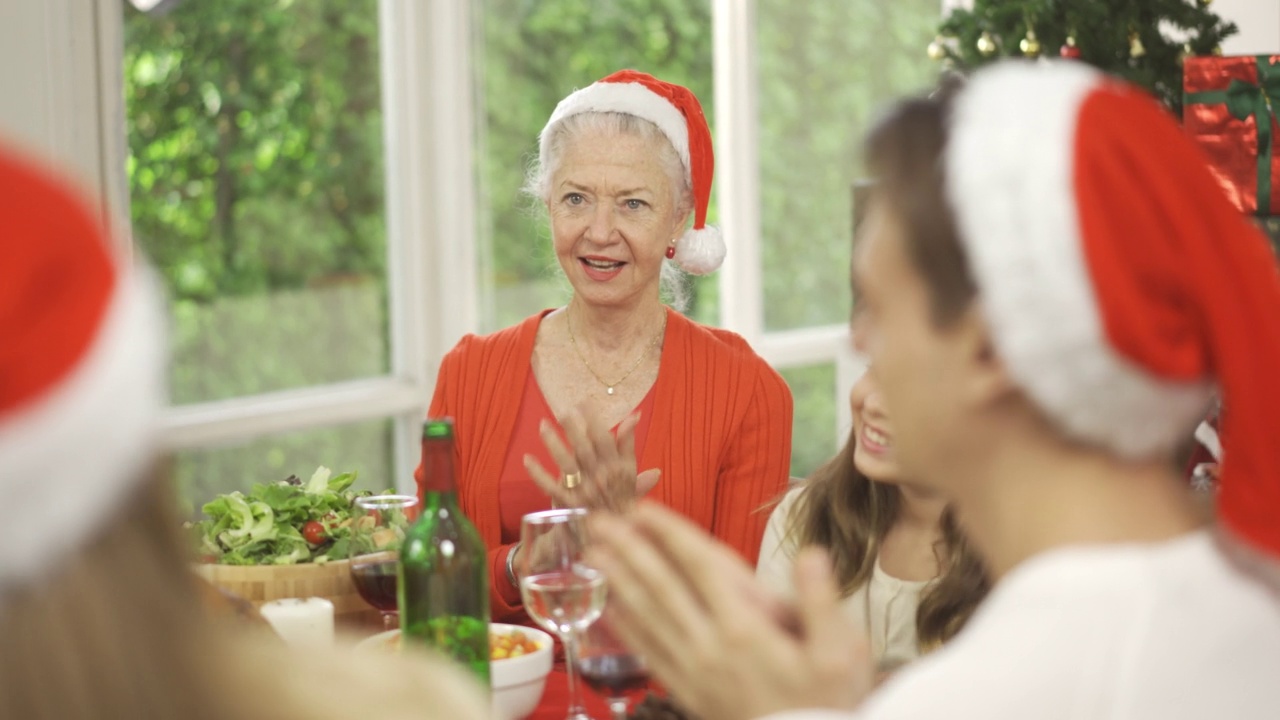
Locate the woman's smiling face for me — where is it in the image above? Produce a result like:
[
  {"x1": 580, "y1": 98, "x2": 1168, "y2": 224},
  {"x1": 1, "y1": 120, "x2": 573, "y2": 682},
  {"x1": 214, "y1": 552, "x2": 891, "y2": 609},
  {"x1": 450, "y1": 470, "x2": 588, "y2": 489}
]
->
[{"x1": 548, "y1": 127, "x2": 689, "y2": 309}]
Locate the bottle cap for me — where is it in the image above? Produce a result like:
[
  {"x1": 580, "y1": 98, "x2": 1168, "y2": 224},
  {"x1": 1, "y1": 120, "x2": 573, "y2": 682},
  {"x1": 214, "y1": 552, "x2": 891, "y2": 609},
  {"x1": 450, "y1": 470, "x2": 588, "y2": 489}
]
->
[{"x1": 422, "y1": 418, "x2": 454, "y2": 440}]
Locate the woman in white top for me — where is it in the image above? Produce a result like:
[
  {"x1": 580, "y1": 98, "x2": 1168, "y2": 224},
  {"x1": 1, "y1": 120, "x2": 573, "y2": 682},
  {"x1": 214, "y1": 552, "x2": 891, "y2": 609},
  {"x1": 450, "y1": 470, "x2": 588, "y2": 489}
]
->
[{"x1": 756, "y1": 369, "x2": 988, "y2": 669}]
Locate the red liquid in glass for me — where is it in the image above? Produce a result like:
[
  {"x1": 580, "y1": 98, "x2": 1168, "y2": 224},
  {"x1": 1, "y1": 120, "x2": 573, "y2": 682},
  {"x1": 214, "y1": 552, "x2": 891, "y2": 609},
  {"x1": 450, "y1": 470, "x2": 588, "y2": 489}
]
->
[
  {"x1": 350, "y1": 559, "x2": 398, "y2": 612},
  {"x1": 577, "y1": 653, "x2": 649, "y2": 695}
]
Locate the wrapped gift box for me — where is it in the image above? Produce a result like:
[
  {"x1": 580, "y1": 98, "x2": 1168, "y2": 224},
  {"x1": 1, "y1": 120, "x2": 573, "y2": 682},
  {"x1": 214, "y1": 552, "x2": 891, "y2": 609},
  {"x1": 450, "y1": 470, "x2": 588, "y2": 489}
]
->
[
  {"x1": 1255, "y1": 216, "x2": 1280, "y2": 257},
  {"x1": 1183, "y1": 55, "x2": 1280, "y2": 217}
]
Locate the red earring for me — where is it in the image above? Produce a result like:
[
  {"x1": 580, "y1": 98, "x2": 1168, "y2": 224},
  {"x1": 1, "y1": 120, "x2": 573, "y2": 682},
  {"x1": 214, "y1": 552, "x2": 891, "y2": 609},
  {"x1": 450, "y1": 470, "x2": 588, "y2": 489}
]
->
[{"x1": 665, "y1": 245, "x2": 676, "y2": 259}]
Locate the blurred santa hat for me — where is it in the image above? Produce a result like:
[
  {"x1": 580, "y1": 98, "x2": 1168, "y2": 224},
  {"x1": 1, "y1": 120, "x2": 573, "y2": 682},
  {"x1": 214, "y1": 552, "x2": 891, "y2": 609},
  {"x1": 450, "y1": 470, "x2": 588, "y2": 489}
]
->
[
  {"x1": 945, "y1": 61, "x2": 1280, "y2": 560},
  {"x1": 0, "y1": 144, "x2": 166, "y2": 591}
]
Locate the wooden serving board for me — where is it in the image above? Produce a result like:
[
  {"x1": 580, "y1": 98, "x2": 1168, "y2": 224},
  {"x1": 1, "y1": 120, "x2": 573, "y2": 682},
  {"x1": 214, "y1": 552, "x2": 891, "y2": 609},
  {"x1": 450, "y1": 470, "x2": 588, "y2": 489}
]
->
[{"x1": 192, "y1": 559, "x2": 372, "y2": 621}]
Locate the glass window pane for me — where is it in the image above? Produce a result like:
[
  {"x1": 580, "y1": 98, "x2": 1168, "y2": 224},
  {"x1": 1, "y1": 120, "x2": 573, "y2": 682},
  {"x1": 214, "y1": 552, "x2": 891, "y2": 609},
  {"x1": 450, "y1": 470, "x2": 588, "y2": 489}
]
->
[
  {"x1": 123, "y1": 1, "x2": 389, "y2": 404},
  {"x1": 779, "y1": 363, "x2": 839, "y2": 479},
  {"x1": 474, "y1": 0, "x2": 717, "y2": 331},
  {"x1": 758, "y1": 1, "x2": 940, "y2": 330},
  {"x1": 174, "y1": 418, "x2": 395, "y2": 515}
]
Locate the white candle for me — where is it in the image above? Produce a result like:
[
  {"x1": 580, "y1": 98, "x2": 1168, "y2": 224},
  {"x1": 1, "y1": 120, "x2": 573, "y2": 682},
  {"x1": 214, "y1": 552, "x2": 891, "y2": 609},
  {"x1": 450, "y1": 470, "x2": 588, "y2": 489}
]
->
[{"x1": 260, "y1": 597, "x2": 335, "y2": 647}]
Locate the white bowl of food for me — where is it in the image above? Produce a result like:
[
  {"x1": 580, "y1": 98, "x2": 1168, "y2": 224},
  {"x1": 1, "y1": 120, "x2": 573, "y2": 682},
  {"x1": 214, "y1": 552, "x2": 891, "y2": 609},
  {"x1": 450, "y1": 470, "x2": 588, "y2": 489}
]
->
[{"x1": 357, "y1": 622, "x2": 554, "y2": 720}]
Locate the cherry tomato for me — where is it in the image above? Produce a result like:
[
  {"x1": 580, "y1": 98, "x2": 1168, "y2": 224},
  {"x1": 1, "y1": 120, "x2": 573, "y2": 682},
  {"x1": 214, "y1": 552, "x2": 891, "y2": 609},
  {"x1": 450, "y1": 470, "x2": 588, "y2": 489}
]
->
[{"x1": 302, "y1": 520, "x2": 326, "y2": 545}]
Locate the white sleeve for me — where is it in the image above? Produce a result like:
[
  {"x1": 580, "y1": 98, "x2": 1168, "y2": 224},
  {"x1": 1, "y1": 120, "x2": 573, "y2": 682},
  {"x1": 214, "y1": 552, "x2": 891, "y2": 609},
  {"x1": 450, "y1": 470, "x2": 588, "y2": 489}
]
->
[{"x1": 756, "y1": 486, "x2": 803, "y2": 599}]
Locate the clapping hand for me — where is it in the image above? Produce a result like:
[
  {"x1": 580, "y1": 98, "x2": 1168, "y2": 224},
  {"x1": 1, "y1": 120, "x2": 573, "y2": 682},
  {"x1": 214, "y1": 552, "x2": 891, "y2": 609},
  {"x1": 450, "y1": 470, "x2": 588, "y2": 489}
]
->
[
  {"x1": 523, "y1": 405, "x2": 661, "y2": 514},
  {"x1": 587, "y1": 502, "x2": 874, "y2": 720}
]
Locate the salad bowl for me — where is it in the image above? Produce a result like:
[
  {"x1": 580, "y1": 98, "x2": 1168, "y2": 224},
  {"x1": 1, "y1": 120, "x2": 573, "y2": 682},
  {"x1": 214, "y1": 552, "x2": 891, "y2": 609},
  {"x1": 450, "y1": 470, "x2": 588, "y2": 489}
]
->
[{"x1": 189, "y1": 467, "x2": 390, "y2": 623}]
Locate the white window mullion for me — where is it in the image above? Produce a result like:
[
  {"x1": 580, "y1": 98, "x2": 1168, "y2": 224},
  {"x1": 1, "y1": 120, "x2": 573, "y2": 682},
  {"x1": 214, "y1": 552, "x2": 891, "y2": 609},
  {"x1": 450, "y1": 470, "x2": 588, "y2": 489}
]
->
[
  {"x1": 94, "y1": 0, "x2": 133, "y2": 251},
  {"x1": 712, "y1": 0, "x2": 764, "y2": 343},
  {"x1": 162, "y1": 378, "x2": 427, "y2": 451},
  {"x1": 755, "y1": 324, "x2": 848, "y2": 368},
  {"x1": 381, "y1": 0, "x2": 480, "y2": 492}
]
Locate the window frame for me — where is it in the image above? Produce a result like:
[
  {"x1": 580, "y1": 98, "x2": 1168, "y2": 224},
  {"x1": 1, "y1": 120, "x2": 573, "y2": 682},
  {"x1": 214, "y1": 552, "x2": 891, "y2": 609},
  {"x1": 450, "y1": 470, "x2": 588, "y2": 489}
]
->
[
  {"x1": 713, "y1": 0, "x2": 859, "y2": 452},
  {"x1": 85, "y1": 0, "x2": 906, "y2": 488},
  {"x1": 97, "y1": 0, "x2": 482, "y2": 494}
]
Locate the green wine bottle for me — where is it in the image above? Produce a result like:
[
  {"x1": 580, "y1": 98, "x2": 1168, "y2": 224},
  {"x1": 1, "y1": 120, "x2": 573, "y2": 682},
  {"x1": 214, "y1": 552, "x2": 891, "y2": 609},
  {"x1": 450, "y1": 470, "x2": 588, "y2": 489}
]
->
[{"x1": 399, "y1": 418, "x2": 491, "y2": 683}]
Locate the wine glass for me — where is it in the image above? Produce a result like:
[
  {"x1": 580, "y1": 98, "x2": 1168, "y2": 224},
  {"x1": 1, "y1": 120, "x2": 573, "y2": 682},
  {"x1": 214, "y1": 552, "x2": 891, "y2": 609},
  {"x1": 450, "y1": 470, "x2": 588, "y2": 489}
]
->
[
  {"x1": 348, "y1": 494, "x2": 419, "y2": 631},
  {"x1": 519, "y1": 508, "x2": 606, "y2": 720},
  {"x1": 575, "y1": 610, "x2": 649, "y2": 720}
]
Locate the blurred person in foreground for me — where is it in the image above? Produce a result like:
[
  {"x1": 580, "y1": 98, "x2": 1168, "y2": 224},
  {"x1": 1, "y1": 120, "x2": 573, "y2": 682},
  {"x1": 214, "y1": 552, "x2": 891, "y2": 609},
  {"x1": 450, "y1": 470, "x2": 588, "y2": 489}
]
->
[
  {"x1": 420, "y1": 70, "x2": 792, "y2": 625},
  {"x1": 756, "y1": 369, "x2": 989, "y2": 676},
  {"x1": 588, "y1": 60, "x2": 1280, "y2": 720},
  {"x1": 0, "y1": 145, "x2": 487, "y2": 720}
]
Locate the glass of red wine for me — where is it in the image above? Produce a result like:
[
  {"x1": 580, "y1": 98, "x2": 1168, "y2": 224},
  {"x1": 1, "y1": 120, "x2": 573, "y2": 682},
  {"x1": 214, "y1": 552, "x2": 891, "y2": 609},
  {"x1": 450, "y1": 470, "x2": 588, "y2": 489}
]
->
[
  {"x1": 349, "y1": 494, "x2": 419, "y2": 631},
  {"x1": 575, "y1": 610, "x2": 649, "y2": 720}
]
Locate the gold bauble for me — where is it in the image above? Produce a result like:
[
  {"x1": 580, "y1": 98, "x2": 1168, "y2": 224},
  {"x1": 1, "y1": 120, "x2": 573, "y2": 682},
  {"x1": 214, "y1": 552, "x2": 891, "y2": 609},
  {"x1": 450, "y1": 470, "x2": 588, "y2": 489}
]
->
[
  {"x1": 1129, "y1": 32, "x2": 1146, "y2": 58},
  {"x1": 1019, "y1": 30, "x2": 1041, "y2": 58},
  {"x1": 977, "y1": 31, "x2": 998, "y2": 57},
  {"x1": 927, "y1": 36, "x2": 947, "y2": 61}
]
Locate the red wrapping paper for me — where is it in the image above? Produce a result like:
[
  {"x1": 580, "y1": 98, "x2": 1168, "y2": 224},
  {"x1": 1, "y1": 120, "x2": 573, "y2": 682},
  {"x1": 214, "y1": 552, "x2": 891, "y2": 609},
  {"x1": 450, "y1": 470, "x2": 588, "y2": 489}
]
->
[{"x1": 1183, "y1": 55, "x2": 1280, "y2": 216}]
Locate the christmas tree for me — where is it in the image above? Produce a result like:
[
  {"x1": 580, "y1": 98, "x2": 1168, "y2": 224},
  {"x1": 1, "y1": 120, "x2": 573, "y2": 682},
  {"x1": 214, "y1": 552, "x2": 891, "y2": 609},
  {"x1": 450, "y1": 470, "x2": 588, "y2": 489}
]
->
[{"x1": 932, "y1": 0, "x2": 1238, "y2": 115}]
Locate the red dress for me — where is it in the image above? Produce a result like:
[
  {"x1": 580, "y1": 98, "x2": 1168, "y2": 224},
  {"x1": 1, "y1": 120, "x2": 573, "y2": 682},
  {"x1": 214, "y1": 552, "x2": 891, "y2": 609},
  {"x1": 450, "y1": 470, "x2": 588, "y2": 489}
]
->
[
  {"x1": 490, "y1": 369, "x2": 656, "y2": 617},
  {"x1": 419, "y1": 307, "x2": 793, "y2": 624}
]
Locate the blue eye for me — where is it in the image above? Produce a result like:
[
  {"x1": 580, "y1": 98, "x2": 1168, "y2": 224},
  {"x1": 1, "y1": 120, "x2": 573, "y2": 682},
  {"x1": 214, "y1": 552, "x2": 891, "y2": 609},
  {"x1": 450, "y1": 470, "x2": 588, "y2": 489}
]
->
[
  {"x1": 625, "y1": 199, "x2": 647, "y2": 210},
  {"x1": 565, "y1": 193, "x2": 585, "y2": 205}
]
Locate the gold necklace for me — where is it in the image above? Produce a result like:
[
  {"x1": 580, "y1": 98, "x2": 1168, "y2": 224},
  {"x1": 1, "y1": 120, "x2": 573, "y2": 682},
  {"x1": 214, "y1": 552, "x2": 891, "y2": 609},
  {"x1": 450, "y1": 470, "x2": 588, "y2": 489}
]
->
[{"x1": 566, "y1": 307, "x2": 667, "y2": 396}]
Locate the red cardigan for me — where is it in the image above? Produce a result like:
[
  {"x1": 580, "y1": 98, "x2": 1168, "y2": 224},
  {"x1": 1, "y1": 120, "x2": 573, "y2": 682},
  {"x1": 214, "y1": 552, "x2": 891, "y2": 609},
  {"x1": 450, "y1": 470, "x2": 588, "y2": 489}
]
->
[{"x1": 418, "y1": 308, "x2": 793, "y2": 622}]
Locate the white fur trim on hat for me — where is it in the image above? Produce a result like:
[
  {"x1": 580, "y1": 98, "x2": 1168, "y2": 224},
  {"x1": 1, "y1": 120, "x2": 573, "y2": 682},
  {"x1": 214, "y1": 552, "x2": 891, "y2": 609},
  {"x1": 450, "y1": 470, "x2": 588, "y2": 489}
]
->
[
  {"x1": 0, "y1": 266, "x2": 166, "y2": 590},
  {"x1": 673, "y1": 225, "x2": 726, "y2": 275},
  {"x1": 944, "y1": 61, "x2": 1213, "y2": 459},
  {"x1": 542, "y1": 80, "x2": 692, "y2": 172}
]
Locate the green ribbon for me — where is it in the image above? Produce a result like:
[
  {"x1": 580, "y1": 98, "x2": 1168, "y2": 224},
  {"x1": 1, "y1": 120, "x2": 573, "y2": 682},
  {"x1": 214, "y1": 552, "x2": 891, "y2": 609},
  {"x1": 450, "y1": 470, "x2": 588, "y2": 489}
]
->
[{"x1": 1186, "y1": 56, "x2": 1280, "y2": 214}]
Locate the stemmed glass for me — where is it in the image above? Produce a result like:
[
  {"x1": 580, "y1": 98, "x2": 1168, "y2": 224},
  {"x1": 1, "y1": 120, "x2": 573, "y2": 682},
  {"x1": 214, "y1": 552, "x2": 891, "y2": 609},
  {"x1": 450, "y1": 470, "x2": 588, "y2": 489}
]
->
[
  {"x1": 519, "y1": 508, "x2": 606, "y2": 720},
  {"x1": 575, "y1": 610, "x2": 649, "y2": 720},
  {"x1": 348, "y1": 494, "x2": 419, "y2": 631}
]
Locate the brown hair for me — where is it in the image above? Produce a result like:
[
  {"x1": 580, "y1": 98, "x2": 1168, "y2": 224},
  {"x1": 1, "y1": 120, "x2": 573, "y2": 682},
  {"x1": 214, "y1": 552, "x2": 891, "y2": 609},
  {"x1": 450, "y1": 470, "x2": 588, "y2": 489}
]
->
[
  {"x1": 864, "y1": 75, "x2": 977, "y2": 327},
  {"x1": 0, "y1": 465, "x2": 487, "y2": 720},
  {"x1": 785, "y1": 428, "x2": 989, "y2": 651}
]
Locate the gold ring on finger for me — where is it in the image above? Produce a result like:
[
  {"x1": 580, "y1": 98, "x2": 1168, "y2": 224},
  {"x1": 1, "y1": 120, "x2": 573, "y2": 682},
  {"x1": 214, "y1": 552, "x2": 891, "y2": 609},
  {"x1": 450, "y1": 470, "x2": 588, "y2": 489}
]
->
[{"x1": 563, "y1": 472, "x2": 581, "y2": 489}]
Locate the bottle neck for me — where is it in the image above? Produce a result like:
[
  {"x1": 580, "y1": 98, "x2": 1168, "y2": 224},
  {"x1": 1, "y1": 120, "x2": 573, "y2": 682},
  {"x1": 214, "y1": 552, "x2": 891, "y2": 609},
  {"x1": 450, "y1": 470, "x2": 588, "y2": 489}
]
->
[{"x1": 419, "y1": 438, "x2": 457, "y2": 497}]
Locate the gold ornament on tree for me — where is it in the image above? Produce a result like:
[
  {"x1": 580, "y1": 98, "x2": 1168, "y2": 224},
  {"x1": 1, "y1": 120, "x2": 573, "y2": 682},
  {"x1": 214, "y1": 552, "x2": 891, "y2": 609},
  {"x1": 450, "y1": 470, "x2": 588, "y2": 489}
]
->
[
  {"x1": 927, "y1": 36, "x2": 947, "y2": 61},
  {"x1": 1019, "y1": 29, "x2": 1041, "y2": 58},
  {"x1": 977, "y1": 31, "x2": 998, "y2": 57},
  {"x1": 1129, "y1": 31, "x2": 1146, "y2": 58}
]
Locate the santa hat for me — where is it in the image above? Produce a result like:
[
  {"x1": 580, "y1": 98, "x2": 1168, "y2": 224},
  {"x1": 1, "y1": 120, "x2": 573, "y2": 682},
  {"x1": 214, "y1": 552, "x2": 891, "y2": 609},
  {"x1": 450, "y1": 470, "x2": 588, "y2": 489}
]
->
[
  {"x1": 0, "y1": 145, "x2": 166, "y2": 591},
  {"x1": 540, "y1": 69, "x2": 725, "y2": 275},
  {"x1": 944, "y1": 60, "x2": 1280, "y2": 560}
]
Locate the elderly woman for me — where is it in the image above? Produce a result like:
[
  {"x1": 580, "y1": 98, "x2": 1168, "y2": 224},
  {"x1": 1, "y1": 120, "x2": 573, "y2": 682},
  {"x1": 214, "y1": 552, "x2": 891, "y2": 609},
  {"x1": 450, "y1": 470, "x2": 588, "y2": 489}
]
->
[{"x1": 419, "y1": 70, "x2": 793, "y2": 623}]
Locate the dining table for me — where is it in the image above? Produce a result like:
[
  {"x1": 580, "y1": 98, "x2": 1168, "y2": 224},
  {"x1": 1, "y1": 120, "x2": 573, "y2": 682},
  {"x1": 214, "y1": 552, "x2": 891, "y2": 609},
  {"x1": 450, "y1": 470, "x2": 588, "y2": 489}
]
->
[{"x1": 340, "y1": 612, "x2": 648, "y2": 719}]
